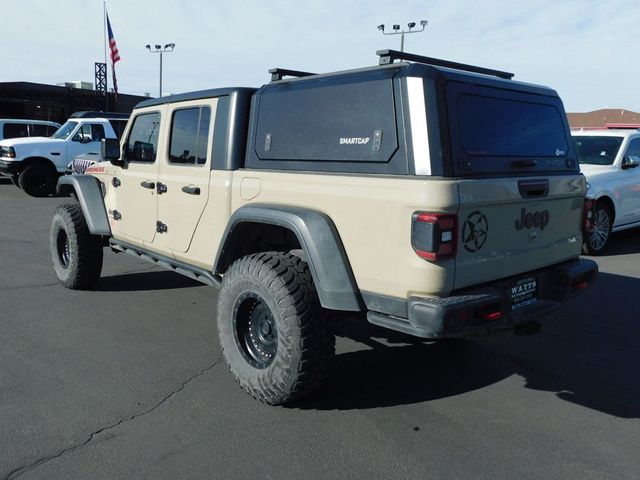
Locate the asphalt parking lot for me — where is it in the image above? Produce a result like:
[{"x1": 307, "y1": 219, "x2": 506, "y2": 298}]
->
[{"x1": 1, "y1": 177, "x2": 639, "y2": 480}]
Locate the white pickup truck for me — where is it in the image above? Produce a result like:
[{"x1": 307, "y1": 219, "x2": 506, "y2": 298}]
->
[{"x1": 0, "y1": 112, "x2": 128, "y2": 196}]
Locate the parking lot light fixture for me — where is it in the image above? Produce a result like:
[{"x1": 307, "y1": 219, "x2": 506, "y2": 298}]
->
[{"x1": 146, "y1": 43, "x2": 176, "y2": 97}]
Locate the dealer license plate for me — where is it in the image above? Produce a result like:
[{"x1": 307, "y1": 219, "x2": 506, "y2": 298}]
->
[{"x1": 510, "y1": 277, "x2": 538, "y2": 311}]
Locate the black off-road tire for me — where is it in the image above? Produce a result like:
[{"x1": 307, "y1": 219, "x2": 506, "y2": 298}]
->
[
  {"x1": 10, "y1": 174, "x2": 20, "y2": 188},
  {"x1": 18, "y1": 162, "x2": 57, "y2": 197},
  {"x1": 50, "y1": 204, "x2": 103, "y2": 289},
  {"x1": 583, "y1": 202, "x2": 612, "y2": 255},
  {"x1": 217, "y1": 252, "x2": 335, "y2": 405}
]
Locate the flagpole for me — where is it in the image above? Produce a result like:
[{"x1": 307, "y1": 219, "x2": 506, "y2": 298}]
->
[{"x1": 103, "y1": 1, "x2": 108, "y2": 111}]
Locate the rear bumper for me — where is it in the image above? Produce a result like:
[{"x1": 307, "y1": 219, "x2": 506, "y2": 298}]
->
[
  {"x1": 367, "y1": 258, "x2": 598, "y2": 338},
  {"x1": 0, "y1": 159, "x2": 22, "y2": 175}
]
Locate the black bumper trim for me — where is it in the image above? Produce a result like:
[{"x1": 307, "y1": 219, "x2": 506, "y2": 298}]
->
[
  {"x1": 367, "y1": 258, "x2": 598, "y2": 339},
  {"x1": 0, "y1": 159, "x2": 22, "y2": 175}
]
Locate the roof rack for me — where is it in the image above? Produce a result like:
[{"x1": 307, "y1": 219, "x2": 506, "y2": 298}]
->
[
  {"x1": 269, "y1": 68, "x2": 316, "y2": 82},
  {"x1": 376, "y1": 49, "x2": 514, "y2": 80},
  {"x1": 69, "y1": 111, "x2": 130, "y2": 119}
]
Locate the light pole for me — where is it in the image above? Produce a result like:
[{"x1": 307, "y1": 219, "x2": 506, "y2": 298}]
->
[
  {"x1": 377, "y1": 20, "x2": 427, "y2": 52},
  {"x1": 145, "y1": 43, "x2": 175, "y2": 97}
]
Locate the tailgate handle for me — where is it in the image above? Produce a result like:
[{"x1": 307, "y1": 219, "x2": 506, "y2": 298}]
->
[{"x1": 518, "y1": 180, "x2": 549, "y2": 199}]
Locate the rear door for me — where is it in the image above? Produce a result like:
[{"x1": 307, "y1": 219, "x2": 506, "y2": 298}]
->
[
  {"x1": 154, "y1": 99, "x2": 216, "y2": 253},
  {"x1": 444, "y1": 81, "x2": 585, "y2": 289}
]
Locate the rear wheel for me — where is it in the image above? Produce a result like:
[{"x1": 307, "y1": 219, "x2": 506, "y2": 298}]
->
[
  {"x1": 50, "y1": 204, "x2": 103, "y2": 289},
  {"x1": 217, "y1": 252, "x2": 335, "y2": 405},
  {"x1": 583, "y1": 202, "x2": 612, "y2": 255},
  {"x1": 19, "y1": 163, "x2": 57, "y2": 197}
]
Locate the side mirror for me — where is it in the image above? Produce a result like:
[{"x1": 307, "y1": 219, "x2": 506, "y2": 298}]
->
[
  {"x1": 133, "y1": 141, "x2": 155, "y2": 161},
  {"x1": 622, "y1": 155, "x2": 640, "y2": 169},
  {"x1": 101, "y1": 138, "x2": 123, "y2": 166}
]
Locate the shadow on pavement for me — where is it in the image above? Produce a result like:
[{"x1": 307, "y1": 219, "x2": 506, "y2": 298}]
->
[
  {"x1": 591, "y1": 228, "x2": 640, "y2": 256},
  {"x1": 95, "y1": 270, "x2": 203, "y2": 292},
  {"x1": 293, "y1": 272, "x2": 640, "y2": 418}
]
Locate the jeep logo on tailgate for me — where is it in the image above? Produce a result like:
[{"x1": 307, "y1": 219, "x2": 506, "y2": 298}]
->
[{"x1": 515, "y1": 208, "x2": 550, "y2": 231}]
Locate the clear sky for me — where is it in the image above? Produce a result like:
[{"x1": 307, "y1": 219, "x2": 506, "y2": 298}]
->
[{"x1": 4, "y1": 0, "x2": 639, "y2": 112}]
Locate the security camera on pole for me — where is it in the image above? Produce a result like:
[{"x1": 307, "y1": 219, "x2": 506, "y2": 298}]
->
[{"x1": 377, "y1": 20, "x2": 427, "y2": 52}]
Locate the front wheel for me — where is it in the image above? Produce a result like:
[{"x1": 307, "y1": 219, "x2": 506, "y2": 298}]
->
[
  {"x1": 19, "y1": 163, "x2": 57, "y2": 197},
  {"x1": 50, "y1": 204, "x2": 104, "y2": 289},
  {"x1": 583, "y1": 202, "x2": 612, "y2": 255},
  {"x1": 217, "y1": 252, "x2": 335, "y2": 405}
]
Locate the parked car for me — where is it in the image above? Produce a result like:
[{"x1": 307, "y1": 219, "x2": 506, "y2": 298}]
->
[
  {"x1": 50, "y1": 50, "x2": 597, "y2": 404},
  {"x1": 572, "y1": 129, "x2": 640, "y2": 254},
  {"x1": 0, "y1": 112, "x2": 128, "y2": 196},
  {"x1": 0, "y1": 119, "x2": 60, "y2": 141}
]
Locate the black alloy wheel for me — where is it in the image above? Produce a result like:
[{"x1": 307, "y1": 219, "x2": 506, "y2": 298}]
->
[
  {"x1": 233, "y1": 293, "x2": 278, "y2": 369},
  {"x1": 56, "y1": 228, "x2": 71, "y2": 268}
]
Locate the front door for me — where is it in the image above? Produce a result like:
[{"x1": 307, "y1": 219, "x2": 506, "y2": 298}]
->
[
  {"x1": 113, "y1": 111, "x2": 163, "y2": 244},
  {"x1": 67, "y1": 123, "x2": 107, "y2": 162},
  {"x1": 155, "y1": 101, "x2": 216, "y2": 253},
  {"x1": 619, "y1": 137, "x2": 640, "y2": 225}
]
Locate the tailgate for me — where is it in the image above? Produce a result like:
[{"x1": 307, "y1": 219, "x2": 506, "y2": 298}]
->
[{"x1": 454, "y1": 175, "x2": 585, "y2": 290}]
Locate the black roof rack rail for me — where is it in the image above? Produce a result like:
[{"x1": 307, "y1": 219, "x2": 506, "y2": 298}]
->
[
  {"x1": 269, "y1": 68, "x2": 316, "y2": 82},
  {"x1": 69, "y1": 111, "x2": 130, "y2": 119},
  {"x1": 376, "y1": 49, "x2": 514, "y2": 80}
]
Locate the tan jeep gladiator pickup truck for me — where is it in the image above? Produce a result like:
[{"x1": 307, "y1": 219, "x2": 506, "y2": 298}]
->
[{"x1": 49, "y1": 50, "x2": 597, "y2": 404}]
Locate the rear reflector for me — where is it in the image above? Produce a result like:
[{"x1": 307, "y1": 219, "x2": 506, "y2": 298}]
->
[
  {"x1": 481, "y1": 311, "x2": 503, "y2": 321},
  {"x1": 412, "y1": 212, "x2": 457, "y2": 261},
  {"x1": 583, "y1": 199, "x2": 595, "y2": 233},
  {"x1": 573, "y1": 280, "x2": 589, "y2": 291}
]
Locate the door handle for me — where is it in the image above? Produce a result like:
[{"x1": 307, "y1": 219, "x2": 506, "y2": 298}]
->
[
  {"x1": 140, "y1": 181, "x2": 155, "y2": 189},
  {"x1": 181, "y1": 185, "x2": 201, "y2": 195}
]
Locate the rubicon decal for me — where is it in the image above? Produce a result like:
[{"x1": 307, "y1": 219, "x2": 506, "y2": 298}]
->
[
  {"x1": 515, "y1": 208, "x2": 550, "y2": 231},
  {"x1": 462, "y1": 211, "x2": 489, "y2": 252}
]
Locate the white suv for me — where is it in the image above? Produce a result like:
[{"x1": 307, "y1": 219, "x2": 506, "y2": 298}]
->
[
  {"x1": 0, "y1": 119, "x2": 60, "y2": 141},
  {"x1": 572, "y1": 129, "x2": 640, "y2": 254}
]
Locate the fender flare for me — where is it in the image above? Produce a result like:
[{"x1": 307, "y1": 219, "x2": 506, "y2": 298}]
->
[
  {"x1": 215, "y1": 204, "x2": 362, "y2": 312},
  {"x1": 57, "y1": 175, "x2": 111, "y2": 236}
]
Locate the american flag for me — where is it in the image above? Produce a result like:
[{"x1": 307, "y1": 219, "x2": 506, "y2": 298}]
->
[{"x1": 106, "y1": 13, "x2": 120, "y2": 97}]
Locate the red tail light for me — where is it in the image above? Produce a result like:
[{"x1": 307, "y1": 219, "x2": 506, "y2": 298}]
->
[
  {"x1": 583, "y1": 198, "x2": 595, "y2": 233},
  {"x1": 411, "y1": 212, "x2": 457, "y2": 261}
]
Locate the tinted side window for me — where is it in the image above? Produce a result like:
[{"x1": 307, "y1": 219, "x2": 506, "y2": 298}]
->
[
  {"x1": 109, "y1": 119, "x2": 128, "y2": 140},
  {"x1": 76, "y1": 124, "x2": 106, "y2": 142},
  {"x1": 30, "y1": 124, "x2": 52, "y2": 137},
  {"x1": 169, "y1": 107, "x2": 211, "y2": 166},
  {"x1": 3, "y1": 123, "x2": 28, "y2": 139},
  {"x1": 625, "y1": 138, "x2": 640, "y2": 158},
  {"x1": 125, "y1": 113, "x2": 161, "y2": 163}
]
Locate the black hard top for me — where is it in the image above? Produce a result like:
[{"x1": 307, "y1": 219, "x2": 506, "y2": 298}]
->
[
  {"x1": 264, "y1": 49, "x2": 557, "y2": 98},
  {"x1": 135, "y1": 87, "x2": 256, "y2": 109}
]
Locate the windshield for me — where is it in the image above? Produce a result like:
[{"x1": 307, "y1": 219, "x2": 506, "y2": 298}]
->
[
  {"x1": 51, "y1": 121, "x2": 79, "y2": 140},
  {"x1": 572, "y1": 136, "x2": 623, "y2": 165}
]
